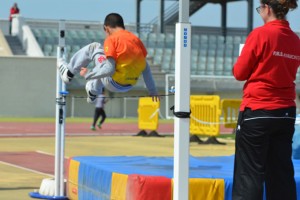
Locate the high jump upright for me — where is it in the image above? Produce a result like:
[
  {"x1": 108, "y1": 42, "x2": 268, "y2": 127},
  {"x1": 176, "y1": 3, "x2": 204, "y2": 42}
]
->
[
  {"x1": 54, "y1": 20, "x2": 68, "y2": 198},
  {"x1": 173, "y1": 0, "x2": 191, "y2": 200},
  {"x1": 29, "y1": 20, "x2": 68, "y2": 200}
]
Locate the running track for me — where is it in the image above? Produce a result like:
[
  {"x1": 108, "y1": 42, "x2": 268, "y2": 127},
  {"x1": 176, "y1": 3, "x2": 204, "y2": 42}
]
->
[{"x1": 0, "y1": 121, "x2": 174, "y2": 137}]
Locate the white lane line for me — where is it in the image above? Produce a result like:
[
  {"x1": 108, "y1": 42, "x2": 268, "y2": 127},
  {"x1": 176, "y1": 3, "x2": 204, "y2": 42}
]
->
[
  {"x1": 0, "y1": 160, "x2": 54, "y2": 177},
  {"x1": 35, "y1": 150, "x2": 70, "y2": 159},
  {"x1": 0, "y1": 132, "x2": 139, "y2": 137}
]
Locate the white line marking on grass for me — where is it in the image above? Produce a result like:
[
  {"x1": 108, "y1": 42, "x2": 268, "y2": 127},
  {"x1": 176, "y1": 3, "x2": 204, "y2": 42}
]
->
[
  {"x1": 0, "y1": 133, "x2": 54, "y2": 137},
  {"x1": 35, "y1": 150, "x2": 70, "y2": 159},
  {"x1": 0, "y1": 161, "x2": 54, "y2": 177},
  {"x1": 35, "y1": 150, "x2": 54, "y2": 156}
]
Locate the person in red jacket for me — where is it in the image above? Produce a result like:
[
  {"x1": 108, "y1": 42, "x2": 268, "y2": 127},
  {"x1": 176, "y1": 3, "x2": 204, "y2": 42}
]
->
[
  {"x1": 232, "y1": 0, "x2": 300, "y2": 199},
  {"x1": 9, "y1": 3, "x2": 20, "y2": 35}
]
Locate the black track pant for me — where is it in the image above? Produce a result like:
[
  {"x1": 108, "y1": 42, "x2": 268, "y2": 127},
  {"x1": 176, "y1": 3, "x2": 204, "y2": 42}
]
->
[
  {"x1": 232, "y1": 107, "x2": 296, "y2": 200},
  {"x1": 92, "y1": 107, "x2": 106, "y2": 127}
]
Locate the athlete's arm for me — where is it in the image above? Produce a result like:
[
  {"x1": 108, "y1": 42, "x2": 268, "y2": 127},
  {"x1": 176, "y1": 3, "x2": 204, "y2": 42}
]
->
[{"x1": 142, "y1": 62, "x2": 159, "y2": 102}]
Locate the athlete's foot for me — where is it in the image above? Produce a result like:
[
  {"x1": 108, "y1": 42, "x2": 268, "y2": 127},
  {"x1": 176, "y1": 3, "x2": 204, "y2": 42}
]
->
[
  {"x1": 90, "y1": 125, "x2": 96, "y2": 131},
  {"x1": 85, "y1": 83, "x2": 97, "y2": 104},
  {"x1": 87, "y1": 91, "x2": 97, "y2": 104},
  {"x1": 57, "y1": 58, "x2": 74, "y2": 83}
]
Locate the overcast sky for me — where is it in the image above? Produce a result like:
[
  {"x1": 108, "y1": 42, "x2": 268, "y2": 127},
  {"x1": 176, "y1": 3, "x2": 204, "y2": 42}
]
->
[{"x1": 0, "y1": 0, "x2": 299, "y2": 31}]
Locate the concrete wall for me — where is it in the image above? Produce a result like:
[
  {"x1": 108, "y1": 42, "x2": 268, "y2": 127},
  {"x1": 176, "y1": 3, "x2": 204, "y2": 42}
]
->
[
  {"x1": 0, "y1": 56, "x2": 169, "y2": 118},
  {"x1": 22, "y1": 24, "x2": 44, "y2": 56},
  {"x1": 0, "y1": 56, "x2": 141, "y2": 118},
  {"x1": 0, "y1": 56, "x2": 56, "y2": 117}
]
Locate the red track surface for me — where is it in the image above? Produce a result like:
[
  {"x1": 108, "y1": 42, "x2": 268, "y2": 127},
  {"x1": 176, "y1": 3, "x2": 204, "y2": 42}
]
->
[
  {"x1": 0, "y1": 122, "x2": 174, "y2": 177},
  {"x1": 0, "y1": 122, "x2": 174, "y2": 137},
  {"x1": 0, "y1": 151, "x2": 61, "y2": 176},
  {"x1": 0, "y1": 121, "x2": 232, "y2": 137}
]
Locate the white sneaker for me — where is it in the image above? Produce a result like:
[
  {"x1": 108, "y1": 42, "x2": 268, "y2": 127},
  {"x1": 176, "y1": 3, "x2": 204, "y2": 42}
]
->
[
  {"x1": 85, "y1": 81, "x2": 97, "y2": 104},
  {"x1": 57, "y1": 59, "x2": 73, "y2": 83},
  {"x1": 86, "y1": 91, "x2": 97, "y2": 104}
]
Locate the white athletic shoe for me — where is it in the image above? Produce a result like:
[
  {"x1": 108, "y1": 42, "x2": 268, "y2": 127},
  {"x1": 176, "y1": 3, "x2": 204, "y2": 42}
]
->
[
  {"x1": 57, "y1": 58, "x2": 73, "y2": 83},
  {"x1": 85, "y1": 81, "x2": 97, "y2": 104},
  {"x1": 86, "y1": 91, "x2": 97, "y2": 104}
]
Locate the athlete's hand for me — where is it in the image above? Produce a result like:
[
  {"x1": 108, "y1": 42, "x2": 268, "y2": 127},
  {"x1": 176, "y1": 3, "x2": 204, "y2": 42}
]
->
[
  {"x1": 151, "y1": 95, "x2": 160, "y2": 102},
  {"x1": 80, "y1": 67, "x2": 88, "y2": 77}
]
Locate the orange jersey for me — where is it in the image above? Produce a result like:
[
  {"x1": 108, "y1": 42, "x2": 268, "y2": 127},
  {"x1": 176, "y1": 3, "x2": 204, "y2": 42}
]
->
[{"x1": 104, "y1": 30, "x2": 147, "y2": 85}]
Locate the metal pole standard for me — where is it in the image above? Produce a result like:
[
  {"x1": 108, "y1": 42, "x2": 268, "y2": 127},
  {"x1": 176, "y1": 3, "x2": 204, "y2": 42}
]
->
[
  {"x1": 71, "y1": 96, "x2": 75, "y2": 118},
  {"x1": 29, "y1": 20, "x2": 68, "y2": 200},
  {"x1": 173, "y1": 0, "x2": 191, "y2": 200},
  {"x1": 165, "y1": 74, "x2": 170, "y2": 119},
  {"x1": 55, "y1": 20, "x2": 67, "y2": 197}
]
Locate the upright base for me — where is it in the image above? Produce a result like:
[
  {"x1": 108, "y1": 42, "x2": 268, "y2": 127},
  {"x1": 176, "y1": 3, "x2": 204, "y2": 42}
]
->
[{"x1": 29, "y1": 192, "x2": 68, "y2": 200}]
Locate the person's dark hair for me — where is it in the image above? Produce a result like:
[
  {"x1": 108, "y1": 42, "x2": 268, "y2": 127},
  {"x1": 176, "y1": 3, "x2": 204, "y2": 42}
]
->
[
  {"x1": 261, "y1": 0, "x2": 298, "y2": 19},
  {"x1": 104, "y1": 13, "x2": 125, "y2": 29}
]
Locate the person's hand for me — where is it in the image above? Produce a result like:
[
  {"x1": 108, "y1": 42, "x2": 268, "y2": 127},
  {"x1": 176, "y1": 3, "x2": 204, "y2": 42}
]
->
[
  {"x1": 151, "y1": 95, "x2": 160, "y2": 102},
  {"x1": 80, "y1": 67, "x2": 88, "y2": 77}
]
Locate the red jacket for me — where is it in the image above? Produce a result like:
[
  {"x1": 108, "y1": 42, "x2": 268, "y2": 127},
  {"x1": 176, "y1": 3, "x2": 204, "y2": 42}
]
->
[
  {"x1": 9, "y1": 6, "x2": 19, "y2": 21},
  {"x1": 233, "y1": 20, "x2": 300, "y2": 111}
]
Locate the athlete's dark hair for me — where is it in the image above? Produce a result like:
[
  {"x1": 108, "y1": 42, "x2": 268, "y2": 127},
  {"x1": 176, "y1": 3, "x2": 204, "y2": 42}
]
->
[
  {"x1": 104, "y1": 13, "x2": 125, "y2": 29},
  {"x1": 261, "y1": 0, "x2": 298, "y2": 19}
]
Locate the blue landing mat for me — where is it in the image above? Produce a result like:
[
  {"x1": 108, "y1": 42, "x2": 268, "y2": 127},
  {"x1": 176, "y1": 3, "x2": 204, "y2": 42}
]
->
[{"x1": 72, "y1": 155, "x2": 300, "y2": 200}]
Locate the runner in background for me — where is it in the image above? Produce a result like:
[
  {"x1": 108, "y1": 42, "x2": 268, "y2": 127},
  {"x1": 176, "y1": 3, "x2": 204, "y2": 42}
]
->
[{"x1": 90, "y1": 88, "x2": 107, "y2": 131}]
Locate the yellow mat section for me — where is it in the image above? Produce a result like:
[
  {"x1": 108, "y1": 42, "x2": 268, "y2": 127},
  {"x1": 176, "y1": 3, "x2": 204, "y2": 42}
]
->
[
  {"x1": 189, "y1": 178, "x2": 224, "y2": 200},
  {"x1": 111, "y1": 173, "x2": 128, "y2": 200},
  {"x1": 67, "y1": 159, "x2": 80, "y2": 200}
]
